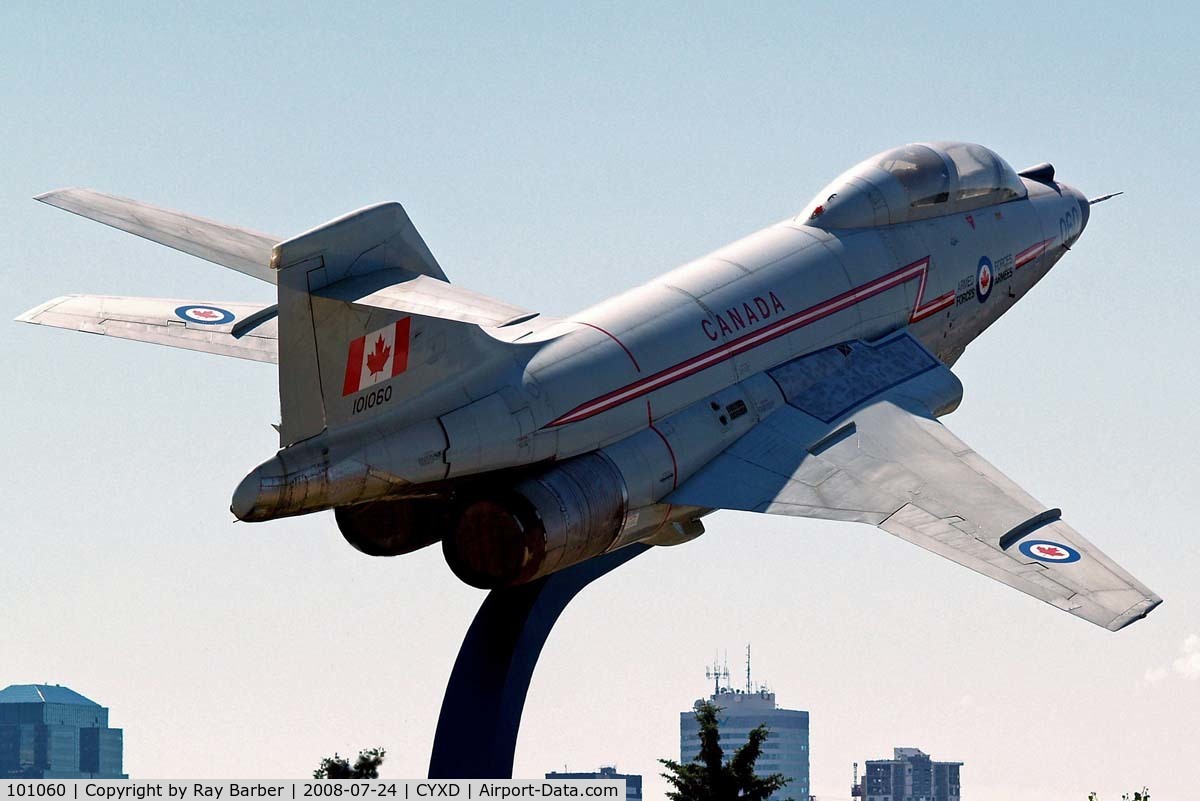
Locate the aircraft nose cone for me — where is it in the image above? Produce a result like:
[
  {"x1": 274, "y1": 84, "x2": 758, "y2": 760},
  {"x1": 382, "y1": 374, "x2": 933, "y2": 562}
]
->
[
  {"x1": 1055, "y1": 182, "x2": 1090, "y2": 247},
  {"x1": 1077, "y1": 188, "x2": 1091, "y2": 233}
]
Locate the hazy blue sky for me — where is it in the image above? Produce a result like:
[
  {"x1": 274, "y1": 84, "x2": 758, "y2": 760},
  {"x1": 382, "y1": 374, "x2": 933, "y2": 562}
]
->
[{"x1": 3, "y1": 3, "x2": 1198, "y2": 799}]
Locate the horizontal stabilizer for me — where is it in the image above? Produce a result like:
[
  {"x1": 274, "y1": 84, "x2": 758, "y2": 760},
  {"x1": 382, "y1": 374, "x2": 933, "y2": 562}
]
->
[
  {"x1": 35, "y1": 188, "x2": 280, "y2": 284},
  {"x1": 16, "y1": 295, "x2": 277, "y2": 363},
  {"x1": 315, "y1": 270, "x2": 536, "y2": 327}
]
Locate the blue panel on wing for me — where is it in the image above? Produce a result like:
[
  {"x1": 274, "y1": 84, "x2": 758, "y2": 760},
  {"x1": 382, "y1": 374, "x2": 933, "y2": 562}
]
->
[{"x1": 769, "y1": 333, "x2": 938, "y2": 422}]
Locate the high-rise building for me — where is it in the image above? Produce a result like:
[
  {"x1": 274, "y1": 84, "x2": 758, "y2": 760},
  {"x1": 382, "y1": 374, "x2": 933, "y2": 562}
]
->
[
  {"x1": 545, "y1": 766, "x2": 641, "y2": 800},
  {"x1": 853, "y1": 747, "x2": 961, "y2": 801},
  {"x1": 0, "y1": 684, "x2": 126, "y2": 779},
  {"x1": 679, "y1": 651, "x2": 808, "y2": 801}
]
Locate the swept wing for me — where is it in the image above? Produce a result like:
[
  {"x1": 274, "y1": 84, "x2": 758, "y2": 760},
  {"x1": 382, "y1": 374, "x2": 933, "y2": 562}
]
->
[
  {"x1": 31, "y1": 192, "x2": 536, "y2": 328},
  {"x1": 17, "y1": 295, "x2": 277, "y2": 363},
  {"x1": 669, "y1": 333, "x2": 1161, "y2": 631},
  {"x1": 36, "y1": 188, "x2": 279, "y2": 283}
]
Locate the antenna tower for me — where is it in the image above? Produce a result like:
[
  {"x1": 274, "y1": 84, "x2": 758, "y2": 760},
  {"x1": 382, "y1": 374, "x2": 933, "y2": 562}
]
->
[{"x1": 705, "y1": 653, "x2": 730, "y2": 696}]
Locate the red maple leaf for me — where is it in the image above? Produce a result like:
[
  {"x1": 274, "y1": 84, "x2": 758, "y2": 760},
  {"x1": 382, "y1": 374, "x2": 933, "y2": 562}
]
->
[
  {"x1": 1035, "y1": 545, "x2": 1065, "y2": 558},
  {"x1": 980, "y1": 270, "x2": 991, "y2": 289},
  {"x1": 192, "y1": 309, "x2": 219, "y2": 319},
  {"x1": 365, "y1": 335, "x2": 391, "y2": 376}
]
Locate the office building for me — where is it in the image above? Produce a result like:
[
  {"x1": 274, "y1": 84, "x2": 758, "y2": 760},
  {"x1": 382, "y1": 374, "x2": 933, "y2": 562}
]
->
[
  {"x1": 854, "y1": 747, "x2": 962, "y2": 801},
  {"x1": 680, "y1": 653, "x2": 808, "y2": 801},
  {"x1": 546, "y1": 766, "x2": 641, "y2": 800},
  {"x1": 0, "y1": 684, "x2": 126, "y2": 779}
]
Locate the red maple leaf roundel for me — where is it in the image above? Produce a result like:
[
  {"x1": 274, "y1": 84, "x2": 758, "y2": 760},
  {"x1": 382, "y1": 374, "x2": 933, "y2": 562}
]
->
[
  {"x1": 1035, "y1": 545, "x2": 1065, "y2": 558},
  {"x1": 365, "y1": 335, "x2": 391, "y2": 376}
]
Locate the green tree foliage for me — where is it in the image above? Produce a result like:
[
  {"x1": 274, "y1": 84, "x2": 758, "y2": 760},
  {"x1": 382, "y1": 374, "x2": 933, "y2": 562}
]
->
[
  {"x1": 660, "y1": 701, "x2": 792, "y2": 801},
  {"x1": 1088, "y1": 790, "x2": 1149, "y2": 801},
  {"x1": 313, "y1": 747, "x2": 386, "y2": 779}
]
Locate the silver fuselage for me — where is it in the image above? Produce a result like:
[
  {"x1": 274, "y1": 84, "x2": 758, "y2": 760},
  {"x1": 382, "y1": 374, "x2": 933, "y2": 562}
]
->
[
  {"x1": 235, "y1": 175, "x2": 1088, "y2": 528},
  {"x1": 23, "y1": 149, "x2": 1158, "y2": 627},
  {"x1": 526, "y1": 179, "x2": 1081, "y2": 453}
]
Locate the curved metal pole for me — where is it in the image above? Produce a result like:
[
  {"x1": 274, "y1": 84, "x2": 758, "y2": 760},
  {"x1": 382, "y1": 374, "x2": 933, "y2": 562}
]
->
[{"x1": 428, "y1": 543, "x2": 650, "y2": 778}]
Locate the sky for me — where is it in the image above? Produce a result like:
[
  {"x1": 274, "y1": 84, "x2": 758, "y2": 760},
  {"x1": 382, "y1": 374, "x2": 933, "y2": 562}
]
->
[{"x1": 2, "y1": 2, "x2": 1198, "y2": 799}]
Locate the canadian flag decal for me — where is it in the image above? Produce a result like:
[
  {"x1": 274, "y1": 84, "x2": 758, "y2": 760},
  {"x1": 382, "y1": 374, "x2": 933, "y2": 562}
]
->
[{"x1": 342, "y1": 318, "x2": 411, "y2": 396}]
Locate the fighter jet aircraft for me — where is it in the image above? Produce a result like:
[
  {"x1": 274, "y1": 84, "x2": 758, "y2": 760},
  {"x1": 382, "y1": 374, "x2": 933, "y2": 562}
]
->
[{"x1": 18, "y1": 141, "x2": 1160, "y2": 630}]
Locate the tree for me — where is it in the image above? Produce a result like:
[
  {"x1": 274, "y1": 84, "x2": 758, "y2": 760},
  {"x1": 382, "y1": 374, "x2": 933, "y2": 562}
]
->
[
  {"x1": 313, "y1": 747, "x2": 386, "y2": 779},
  {"x1": 660, "y1": 701, "x2": 791, "y2": 801}
]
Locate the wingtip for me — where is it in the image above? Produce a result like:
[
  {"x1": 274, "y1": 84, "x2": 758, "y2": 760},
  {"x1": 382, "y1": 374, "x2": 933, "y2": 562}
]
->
[
  {"x1": 14, "y1": 296, "x2": 73, "y2": 324},
  {"x1": 1106, "y1": 596, "x2": 1164, "y2": 632},
  {"x1": 34, "y1": 187, "x2": 83, "y2": 203}
]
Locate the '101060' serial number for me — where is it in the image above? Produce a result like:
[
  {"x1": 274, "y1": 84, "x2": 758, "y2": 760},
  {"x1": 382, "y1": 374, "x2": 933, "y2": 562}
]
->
[
  {"x1": 352, "y1": 385, "x2": 393, "y2": 415},
  {"x1": 8, "y1": 787, "x2": 66, "y2": 798}
]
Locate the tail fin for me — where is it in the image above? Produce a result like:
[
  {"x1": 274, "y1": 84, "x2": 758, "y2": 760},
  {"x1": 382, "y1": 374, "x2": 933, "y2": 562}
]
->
[{"x1": 272, "y1": 202, "x2": 529, "y2": 447}]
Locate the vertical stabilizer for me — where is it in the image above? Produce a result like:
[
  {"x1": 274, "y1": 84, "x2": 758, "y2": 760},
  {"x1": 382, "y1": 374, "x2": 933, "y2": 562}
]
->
[{"x1": 271, "y1": 202, "x2": 512, "y2": 447}]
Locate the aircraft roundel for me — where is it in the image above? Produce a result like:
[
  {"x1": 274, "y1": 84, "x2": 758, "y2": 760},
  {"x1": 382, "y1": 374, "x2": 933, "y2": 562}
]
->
[
  {"x1": 1019, "y1": 539, "x2": 1081, "y2": 564},
  {"x1": 175, "y1": 304, "x2": 235, "y2": 325},
  {"x1": 976, "y1": 257, "x2": 994, "y2": 303}
]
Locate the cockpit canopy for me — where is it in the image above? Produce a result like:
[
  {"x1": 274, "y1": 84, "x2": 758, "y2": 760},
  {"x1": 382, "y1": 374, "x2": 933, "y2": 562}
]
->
[{"x1": 801, "y1": 142, "x2": 1027, "y2": 229}]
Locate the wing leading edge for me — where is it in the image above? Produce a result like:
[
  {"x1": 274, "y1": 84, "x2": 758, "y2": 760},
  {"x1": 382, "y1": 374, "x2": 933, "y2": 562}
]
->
[{"x1": 669, "y1": 332, "x2": 1161, "y2": 631}]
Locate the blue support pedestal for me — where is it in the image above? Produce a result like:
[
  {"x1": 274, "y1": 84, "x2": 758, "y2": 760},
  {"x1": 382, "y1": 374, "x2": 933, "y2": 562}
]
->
[{"x1": 428, "y1": 543, "x2": 650, "y2": 779}]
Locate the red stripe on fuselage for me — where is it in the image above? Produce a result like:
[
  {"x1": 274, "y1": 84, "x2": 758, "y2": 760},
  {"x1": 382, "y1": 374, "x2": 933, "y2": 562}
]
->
[
  {"x1": 908, "y1": 259, "x2": 955, "y2": 322},
  {"x1": 648, "y1": 422, "x2": 679, "y2": 491},
  {"x1": 578, "y1": 321, "x2": 642, "y2": 372},
  {"x1": 1015, "y1": 237, "x2": 1054, "y2": 268},
  {"x1": 547, "y1": 256, "x2": 945, "y2": 428}
]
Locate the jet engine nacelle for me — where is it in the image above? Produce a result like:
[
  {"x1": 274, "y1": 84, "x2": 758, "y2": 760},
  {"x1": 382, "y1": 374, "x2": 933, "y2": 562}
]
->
[
  {"x1": 442, "y1": 453, "x2": 627, "y2": 588},
  {"x1": 335, "y1": 499, "x2": 454, "y2": 557},
  {"x1": 439, "y1": 376, "x2": 784, "y2": 587}
]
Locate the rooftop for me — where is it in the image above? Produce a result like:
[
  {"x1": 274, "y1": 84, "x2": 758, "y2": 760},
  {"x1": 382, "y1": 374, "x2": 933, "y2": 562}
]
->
[{"x1": 0, "y1": 684, "x2": 101, "y2": 706}]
